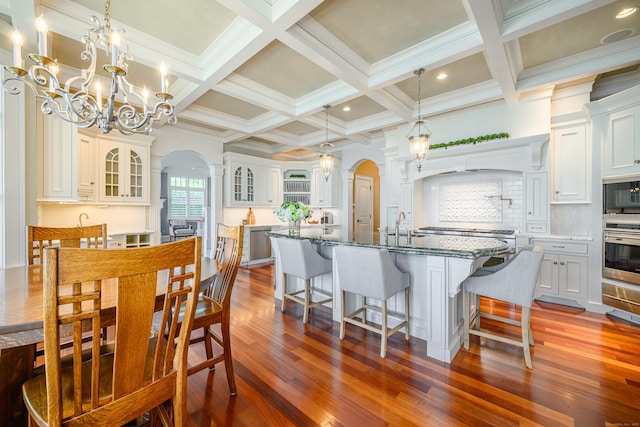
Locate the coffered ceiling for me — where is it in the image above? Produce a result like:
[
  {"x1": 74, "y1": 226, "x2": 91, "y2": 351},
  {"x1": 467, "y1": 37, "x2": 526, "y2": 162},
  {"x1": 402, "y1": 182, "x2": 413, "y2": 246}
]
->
[{"x1": 1, "y1": 0, "x2": 639, "y2": 161}]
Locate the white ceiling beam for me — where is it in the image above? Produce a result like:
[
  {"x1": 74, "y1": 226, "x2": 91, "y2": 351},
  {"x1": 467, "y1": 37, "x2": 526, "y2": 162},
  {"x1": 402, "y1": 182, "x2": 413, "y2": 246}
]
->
[{"x1": 465, "y1": 0, "x2": 518, "y2": 104}]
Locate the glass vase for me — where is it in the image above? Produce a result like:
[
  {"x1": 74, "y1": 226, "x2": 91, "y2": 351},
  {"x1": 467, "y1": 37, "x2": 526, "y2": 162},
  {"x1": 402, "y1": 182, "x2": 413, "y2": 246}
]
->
[{"x1": 288, "y1": 219, "x2": 301, "y2": 236}]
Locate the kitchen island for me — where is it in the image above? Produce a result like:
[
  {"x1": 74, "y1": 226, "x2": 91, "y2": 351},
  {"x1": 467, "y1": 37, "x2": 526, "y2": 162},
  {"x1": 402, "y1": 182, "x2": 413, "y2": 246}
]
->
[{"x1": 267, "y1": 228, "x2": 509, "y2": 363}]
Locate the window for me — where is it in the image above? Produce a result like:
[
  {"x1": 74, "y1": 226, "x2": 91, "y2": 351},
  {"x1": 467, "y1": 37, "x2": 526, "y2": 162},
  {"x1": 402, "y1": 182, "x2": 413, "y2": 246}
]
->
[{"x1": 169, "y1": 176, "x2": 206, "y2": 219}]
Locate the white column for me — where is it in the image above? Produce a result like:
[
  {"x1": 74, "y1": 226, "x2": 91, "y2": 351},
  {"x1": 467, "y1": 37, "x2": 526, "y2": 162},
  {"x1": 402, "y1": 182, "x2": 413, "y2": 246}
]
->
[
  {"x1": 207, "y1": 163, "x2": 224, "y2": 258},
  {"x1": 0, "y1": 67, "x2": 29, "y2": 268},
  {"x1": 148, "y1": 154, "x2": 162, "y2": 245}
]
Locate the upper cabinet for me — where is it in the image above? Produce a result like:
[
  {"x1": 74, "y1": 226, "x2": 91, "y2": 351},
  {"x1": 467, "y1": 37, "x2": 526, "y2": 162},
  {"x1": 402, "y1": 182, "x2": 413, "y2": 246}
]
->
[
  {"x1": 96, "y1": 138, "x2": 150, "y2": 204},
  {"x1": 257, "y1": 165, "x2": 282, "y2": 206},
  {"x1": 77, "y1": 134, "x2": 96, "y2": 202},
  {"x1": 226, "y1": 162, "x2": 256, "y2": 206},
  {"x1": 602, "y1": 106, "x2": 640, "y2": 178},
  {"x1": 37, "y1": 114, "x2": 78, "y2": 201},
  {"x1": 525, "y1": 172, "x2": 548, "y2": 233},
  {"x1": 551, "y1": 124, "x2": 588, "y2": 202},
  {"x1": 311, "y1": 165, "x2": 338, "y2": 207}
]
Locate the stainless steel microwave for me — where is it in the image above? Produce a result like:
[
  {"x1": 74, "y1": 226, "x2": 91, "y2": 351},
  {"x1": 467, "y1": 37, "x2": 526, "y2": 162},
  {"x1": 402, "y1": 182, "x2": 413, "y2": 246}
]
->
[{"x1": 603, "y1": 179, "x2": 640, "y2": 215}]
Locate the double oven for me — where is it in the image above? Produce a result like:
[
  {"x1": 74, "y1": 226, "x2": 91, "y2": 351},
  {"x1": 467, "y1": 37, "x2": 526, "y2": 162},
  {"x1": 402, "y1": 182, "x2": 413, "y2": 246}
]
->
[{"x1": 602, "y1": 179, "x2": 640, "y2": 314}]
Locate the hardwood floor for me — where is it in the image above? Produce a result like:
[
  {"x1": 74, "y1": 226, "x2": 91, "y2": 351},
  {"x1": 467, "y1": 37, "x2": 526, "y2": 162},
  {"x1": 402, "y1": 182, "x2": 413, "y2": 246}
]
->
[{"x1": 185, "y1": 262, "x2": 640, "y2": 427}]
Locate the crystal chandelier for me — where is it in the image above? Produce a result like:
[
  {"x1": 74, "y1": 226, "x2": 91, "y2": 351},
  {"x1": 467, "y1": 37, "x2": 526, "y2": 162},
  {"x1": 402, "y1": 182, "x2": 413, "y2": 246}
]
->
[
  {"x1": 407, "y1": 68, "x2": 431, "y2": 172},
  {"x1": 319, "y1": 104, "x2": 334, "y2": 181},
  {"x1": 2, "y1": 0, "x2": 176, "y2": 135}
]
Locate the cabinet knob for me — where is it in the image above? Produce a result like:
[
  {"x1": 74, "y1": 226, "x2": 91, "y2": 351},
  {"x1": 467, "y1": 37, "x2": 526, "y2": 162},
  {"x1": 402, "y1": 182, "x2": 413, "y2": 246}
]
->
[
  {"x1": 553, "y1": 261, "x2": 558, "y2": 265},
  {"x1": 555, "y1": 190, "x2": 559, "y2": 193},
  {"x1": 559, "y1": 261, "x2": 565, "y2": 265},
  {"x1": 635, "y1": 160, "x2": 640, "y2": 164},
  {"x1": 528, "y1": 211, "x2": 532, "y2": 215}
]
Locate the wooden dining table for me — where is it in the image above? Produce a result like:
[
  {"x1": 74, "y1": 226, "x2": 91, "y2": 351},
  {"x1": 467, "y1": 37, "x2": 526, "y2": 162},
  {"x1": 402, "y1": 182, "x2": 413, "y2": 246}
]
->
[{"x1": 0, "y1": 257, "x2": 218, "y2": 427}]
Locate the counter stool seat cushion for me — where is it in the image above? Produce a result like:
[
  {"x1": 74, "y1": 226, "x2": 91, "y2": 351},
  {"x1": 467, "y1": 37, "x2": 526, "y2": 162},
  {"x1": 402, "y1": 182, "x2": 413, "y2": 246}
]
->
[
  {"x1": 334, "y1": 246, "x2": 411, "y2": 358},
  {"x1": 462, "y1": 245, "x2": 544, "y2": 369},
  {"x1": 278, "y1": 238, "x2": 333, "y2": 324}
]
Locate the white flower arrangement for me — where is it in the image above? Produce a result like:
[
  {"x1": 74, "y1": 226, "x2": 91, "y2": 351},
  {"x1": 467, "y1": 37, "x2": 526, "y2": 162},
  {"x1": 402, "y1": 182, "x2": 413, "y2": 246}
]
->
[{"x1": 274, "y1": 201, "x2": 312, "y2": 222}]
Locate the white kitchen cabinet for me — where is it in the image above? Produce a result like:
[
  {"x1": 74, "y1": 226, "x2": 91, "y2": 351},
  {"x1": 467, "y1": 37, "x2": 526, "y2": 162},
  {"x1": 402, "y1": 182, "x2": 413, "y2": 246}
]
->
[
  {"x1": 552, "y1": 124, "x2": 587, "y2": 201},
  {"x1": 603, "y1": 106, "x2": 640, "y2": 178},
  {"x1": 282, "y1": 170, "x2": 311, "y2": 205},
  {"x1": 108, "y1": 232, "x2": 153, "y2": 248},
  {"x1": 533, "y1": 240, "x2": 588, "y2": 301},
  {"x1": 97, "y1": 138, "x2": 150, "y2": 204},
  {"x1": 311, "y1": 166, "x2": 336, "y2": 207},
  {"x1": 226, "y1": 162, "x2": 256, "y2": 206},
  {"x1": 77, "y1": 134, "x2": 96, "y2": 201},
  {"x1": 37, "y1": 114, "x2": 78, "y2": 201},
  {"x1": 260, "y1": 166, "x2": 282, "y2": 206},
  {"x1": 525, "y1": 172, "x2": 548, "y2": 233}
]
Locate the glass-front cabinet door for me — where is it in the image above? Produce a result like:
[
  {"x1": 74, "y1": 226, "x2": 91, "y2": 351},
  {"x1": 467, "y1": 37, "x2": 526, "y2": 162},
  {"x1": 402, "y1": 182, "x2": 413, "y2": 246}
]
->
[
  {"x1": 232, "y1": 164, "x2": 255, "y2": 205},
  {"x1": 97, "y1": 139, "x2": 150, "y2": 204}
]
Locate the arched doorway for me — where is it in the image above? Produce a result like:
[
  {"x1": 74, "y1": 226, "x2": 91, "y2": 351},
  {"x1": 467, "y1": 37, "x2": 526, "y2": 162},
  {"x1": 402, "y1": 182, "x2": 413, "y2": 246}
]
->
[{"x1": 161, "y1": 150, "x2": 210, "y2": 245}]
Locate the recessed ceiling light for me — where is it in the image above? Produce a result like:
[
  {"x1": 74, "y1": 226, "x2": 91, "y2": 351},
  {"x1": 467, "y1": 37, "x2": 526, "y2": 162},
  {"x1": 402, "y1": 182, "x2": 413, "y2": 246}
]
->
[
  {"x1": 437, "y1": 72, "x2": 448, "y2": 80},
  {"x1": 342, "y1": 106, "x2": 351, "y2": 112},
  {"x1": 617, "y1": 7, "x2": 638, "y2": 18}
]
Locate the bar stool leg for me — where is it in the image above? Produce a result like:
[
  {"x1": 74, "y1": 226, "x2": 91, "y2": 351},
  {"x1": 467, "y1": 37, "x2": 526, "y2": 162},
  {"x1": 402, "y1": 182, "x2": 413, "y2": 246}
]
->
[
  {"x1": 380, "y1": 300, "x2": 388, "y2": 358},
  {"x1": 340, "y1": 290, "x2": 346, "y2": 340},
  {"x1": 281, "y1": 273, "x2": 287, "y2": 312},
  {"x1": 463, "y1": 290, "x2": 470, "y2": 350},
  {"x1": 404, "y1": 287, "x2": 410, "y2": 340},
  {"x1": 303, "y1": 279, "x2": 311, "y2": 324}
]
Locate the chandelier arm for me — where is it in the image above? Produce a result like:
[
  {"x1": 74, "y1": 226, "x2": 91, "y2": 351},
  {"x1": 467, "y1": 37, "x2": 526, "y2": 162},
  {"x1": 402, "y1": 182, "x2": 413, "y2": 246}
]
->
[
  {"x1": 2, "y1": 75, "x2": 38, "y2": 97},
  {"x1": 43, "y1": 91, "x2": 100, "y2": 127},
  {"x1": 64, "y1": 38, "x2": 97, "y2": 94},
  {"x1": 27, "y1": 64, "x2": 53, "y2": 87}
]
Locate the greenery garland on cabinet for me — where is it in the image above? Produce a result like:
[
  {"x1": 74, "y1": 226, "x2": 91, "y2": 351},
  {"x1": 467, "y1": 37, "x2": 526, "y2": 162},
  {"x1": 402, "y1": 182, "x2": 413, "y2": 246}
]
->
[{"x1": 430, "y1": 132, "x2": 509, "y2": 150}]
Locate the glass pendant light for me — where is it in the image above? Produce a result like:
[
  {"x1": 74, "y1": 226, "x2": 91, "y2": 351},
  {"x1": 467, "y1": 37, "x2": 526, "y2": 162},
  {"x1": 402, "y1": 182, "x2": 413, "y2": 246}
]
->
[
  {"x1": 407, "y1": 68, "x2": 431, "y2": 172},
  {"x1": 319, "y1": 104, "x2": 334, "y2": 181}
]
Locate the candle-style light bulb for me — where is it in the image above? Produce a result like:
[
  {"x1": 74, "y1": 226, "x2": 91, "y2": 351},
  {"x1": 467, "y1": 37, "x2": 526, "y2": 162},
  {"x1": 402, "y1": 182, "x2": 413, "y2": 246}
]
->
[
  {"x1": 110, "y1": 30, "x2": 120, "y2": 66},
  {"x1": 11, "y1": 29, "x2": 23, "y2": 68},
  {"x1": 96, "y1": 81, "x2": 102, "y2": 110},
  {"x1": 49, "y1": 63, "x2": 58, "y2": 92},
  {"x1": 35, "y1": 15, "x2": 48, "y2": 57},
  {"x1": 160, "y1": 64, "x2": 167, "y2": 93}
]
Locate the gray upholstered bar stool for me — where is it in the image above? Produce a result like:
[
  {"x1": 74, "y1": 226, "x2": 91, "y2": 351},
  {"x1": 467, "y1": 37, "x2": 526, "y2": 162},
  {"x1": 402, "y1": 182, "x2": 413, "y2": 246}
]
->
[
  {"x1": 278, "y1": 238, "x2": 333, "y2": 324},
  {"x1": 462, "y1": 245, "x2": 544, "y2": 369},
  {"x1": 334, "y1": 245, "x2": 411, "y2": 358}
]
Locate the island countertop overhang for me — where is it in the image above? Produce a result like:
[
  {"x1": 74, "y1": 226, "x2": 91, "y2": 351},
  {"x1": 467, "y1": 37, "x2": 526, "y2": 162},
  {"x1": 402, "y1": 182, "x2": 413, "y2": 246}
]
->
[{"x1": 266, "y1": 229, "x2": 510, "y2": 259}]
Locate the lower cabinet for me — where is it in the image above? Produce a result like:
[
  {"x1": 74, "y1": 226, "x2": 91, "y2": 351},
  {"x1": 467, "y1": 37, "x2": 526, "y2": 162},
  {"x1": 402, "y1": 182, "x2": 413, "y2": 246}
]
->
[
  {"x1": 108, "y1": 232, "x2": 153, "y2": 248},
  {"x1": 533, "y1": 240, "x2": 588, "y2": 301}
]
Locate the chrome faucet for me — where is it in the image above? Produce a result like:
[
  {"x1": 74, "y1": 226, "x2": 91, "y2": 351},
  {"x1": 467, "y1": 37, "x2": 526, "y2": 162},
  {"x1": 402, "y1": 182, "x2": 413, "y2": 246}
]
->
[
  {"x1": 394, "y1": 211, "x2": 405, "y2": 245},
  {"x1": 78, "y1": 212, "x2": 89, "y2": 227}
]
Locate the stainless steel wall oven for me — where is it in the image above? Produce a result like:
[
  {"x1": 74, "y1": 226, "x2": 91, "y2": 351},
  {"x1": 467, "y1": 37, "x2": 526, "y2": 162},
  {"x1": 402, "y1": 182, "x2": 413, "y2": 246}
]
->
[{"x1": 603, "y1": 222, "x2": 640, "y2": 315}]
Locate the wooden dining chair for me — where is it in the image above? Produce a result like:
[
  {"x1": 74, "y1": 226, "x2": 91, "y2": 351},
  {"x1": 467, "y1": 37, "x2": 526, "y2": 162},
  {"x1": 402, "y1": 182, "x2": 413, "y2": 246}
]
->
[
  {"x1": 27, "y1": 224, "x2": 108, "y2": 265},
  {"x1": 21, "y1": 237, "x2": 202, "y2": 427},
  {"x1": 28, "y1": 224, "x2": 110, "y2": 350},
  {"x1": 187, "y1": 224, "x2": 243, "y2": 395}
]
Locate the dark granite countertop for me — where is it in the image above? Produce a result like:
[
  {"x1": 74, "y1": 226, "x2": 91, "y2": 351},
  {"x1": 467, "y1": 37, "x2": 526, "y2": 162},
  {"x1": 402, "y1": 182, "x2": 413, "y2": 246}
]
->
[{"x1": 267, "y1": 229, "x2": 510, "y2": 259}]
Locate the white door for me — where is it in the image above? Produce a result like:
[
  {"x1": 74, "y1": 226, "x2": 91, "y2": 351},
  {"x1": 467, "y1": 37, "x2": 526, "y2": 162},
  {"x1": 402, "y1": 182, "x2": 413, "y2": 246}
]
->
[{"x1": 354, "y1": 175, "x2": 373, "y2": 234}]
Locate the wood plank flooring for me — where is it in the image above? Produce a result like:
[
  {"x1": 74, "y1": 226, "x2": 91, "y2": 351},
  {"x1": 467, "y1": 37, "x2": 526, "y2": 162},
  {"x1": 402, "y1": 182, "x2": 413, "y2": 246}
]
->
[{"x1": 185, "y1": 262, "x2": 640, "y2": 427}]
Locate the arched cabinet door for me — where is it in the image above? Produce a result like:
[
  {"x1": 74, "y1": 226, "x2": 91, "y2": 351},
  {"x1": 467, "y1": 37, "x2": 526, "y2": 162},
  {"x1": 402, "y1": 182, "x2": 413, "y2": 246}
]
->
[
  {"x1": 228, "y1": 162, "x2": 255, "y2": 206},
  {"x1": 97, "y1": 138, "x2": 150, "y2": 204}
]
